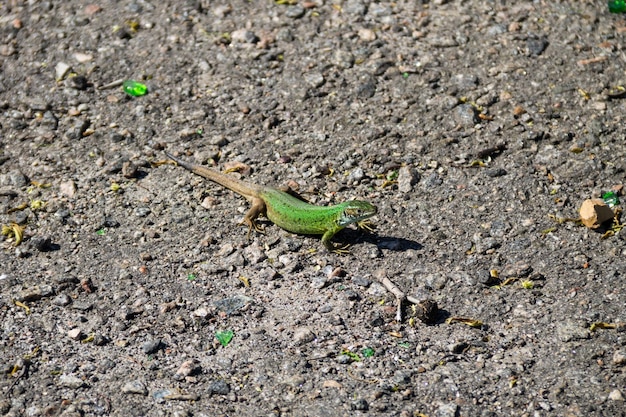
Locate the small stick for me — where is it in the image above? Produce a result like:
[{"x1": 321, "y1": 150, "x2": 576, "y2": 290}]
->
[
  {"x1": 98, "y1": 79, "x2": 124, "y2": 90},
  {"x1": 375, "y1": 269, "x2": 408, "y2": 322}
]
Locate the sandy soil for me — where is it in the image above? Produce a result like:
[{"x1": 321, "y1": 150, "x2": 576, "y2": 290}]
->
[{"x1": 1, "y1": 1, "x2": 626, "y2": 416}]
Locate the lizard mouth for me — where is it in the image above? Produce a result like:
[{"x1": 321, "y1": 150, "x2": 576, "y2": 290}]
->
[{"x1": 338, "y1": 203, "x2": 377, "y2": 227}]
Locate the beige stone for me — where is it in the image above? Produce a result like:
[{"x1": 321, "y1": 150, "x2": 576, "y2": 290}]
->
[{"x1": 579, "y1": 198, "x2": 613, "y2": 229}]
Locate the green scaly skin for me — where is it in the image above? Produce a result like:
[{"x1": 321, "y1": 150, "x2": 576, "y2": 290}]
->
[{"x1": 165, "y1": 152, "x2": 377, "y2": 252}]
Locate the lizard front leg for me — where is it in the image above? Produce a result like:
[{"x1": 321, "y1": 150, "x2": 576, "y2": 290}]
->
[{"x1": 321, "y1": 226, "x2": 350, "y2": 254}]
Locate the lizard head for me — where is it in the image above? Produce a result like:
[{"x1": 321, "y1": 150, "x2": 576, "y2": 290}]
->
[{"x1": 337, "y1": 200, "x2": 377, "y2": 227}]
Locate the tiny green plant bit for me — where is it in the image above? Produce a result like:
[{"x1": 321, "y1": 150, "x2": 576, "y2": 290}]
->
[
  {"x1": 361, "y1": 347, "x2": 375, "y2": 358},
  {"x1": 340, "y1": 349, "x2": 361, "y2": 362},
  {"x1": 30, "y1": 200, "x2": 46, "y2": 211},
  {"x1": 123, "y1": 80, "x2": 147, "y2": 97}
]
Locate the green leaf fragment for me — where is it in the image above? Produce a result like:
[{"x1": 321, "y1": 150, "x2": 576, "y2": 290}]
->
[
  {"x1": 215, "y1": 330, "x2": 234, "y2": 347},
  {"x1": 386, "y1": 170, "x2": 399, "y2": 181},
  {"x1": 123, "y1": 80, "x2": 148, "y2": 97},
  {"x1": 361, "y1": 347, "x2": 375, "y2": 357}
]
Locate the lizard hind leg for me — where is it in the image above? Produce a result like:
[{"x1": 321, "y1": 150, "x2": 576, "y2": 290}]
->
[
  {"x1": 238, "y1": 216, "x2": 264, "y2": 240},
  {"x1": 238, "y1": 198, "x2": 267, "y2": 239}
]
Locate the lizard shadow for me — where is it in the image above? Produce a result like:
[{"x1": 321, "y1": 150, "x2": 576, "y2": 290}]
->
[{"x1": 341, "y1": 228, "x2": 423, "y2": 251}]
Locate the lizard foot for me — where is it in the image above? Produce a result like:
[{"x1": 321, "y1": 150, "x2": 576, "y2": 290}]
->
[
  {"x1": 356, "y1": 220, "x2": 376, "y2": 232},
  {"x1": 327, "y1": 243, "x2": 351, "y2": 255},
  {"x1": 239, "y1": 218, "x2": 265, "y2": 239}
]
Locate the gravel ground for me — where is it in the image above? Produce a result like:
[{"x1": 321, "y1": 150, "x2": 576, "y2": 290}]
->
[{"x1": 1, "y1": 1, "x2": 626, "y2": 416}]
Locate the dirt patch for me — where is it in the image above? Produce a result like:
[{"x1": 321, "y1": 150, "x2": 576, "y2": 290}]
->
[{"x1": 1, "y1": 1, "x2": 625, "y2": 416}]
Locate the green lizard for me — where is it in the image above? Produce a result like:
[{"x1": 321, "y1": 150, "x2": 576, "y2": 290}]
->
[{"x1": 164, "y1": 151, "x2": 377, "y2": 252}]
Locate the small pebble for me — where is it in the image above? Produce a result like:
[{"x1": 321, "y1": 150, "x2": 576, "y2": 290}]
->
[
  {"x1": 134, "y1": 207, "x2": 151, "y2": 217},
  {"x1": 207, "y1": 380, "x2": 230, "y2": 395},
  {"x1": 557, "y1": 320, "x2": 590, "y2": 342},
  {"x1": 102, "y1": 216, "x2": 120, "y2": 228},
  {"x1": 344, "y1": 289, "x2": 360, "y2": 301},
  {"x1": 231, "y1": 29, "x2": 258, "y2": 43},
  {"x1": 67, "y1": 75, "x2": 88, "y2": 90},
  {"x1": 352, "y1": 276, "x2": 371, "y2": 287},
  {"x1": 358, "y1": 28, "x2": 376, "y2": 41},
  {"x1": 59, "y1": 374, "x2": 85, "y2": 389},
  {"x1": 59, "y1": 180, "x2": 77, "y2": 198},
  {"x1": 17, "y1": 285, "x2": 55, "y2": 302},
  {"x1": 351, "y1": 399, "x2": 368, "y2": 411},
  {"x1": 55, "y1": 62, "x2": 71, "y2": 80},
  {"x1": 527, "y1": 36, "x2": 548, "y2": 56},
  {"x1": 30, "y1": 235, "x2": 52, "y2": 252},
  {"x1": 397, "y1": 166, "x2": 420, "y2": 193},
  {"x1": 122, "y1": 161, "x2": 139, "y2": 179},
  {"x1": 317, "y1": 304, "x2": 332, "y2": 314},
  {"x1": 333, "y1": 50, "x2": 354, "y2": 69},
  {"x1": 214, "y1": 295, "x2": 254, "y2": 315},
  {"x1": 613, "y1": 350, "x2": 626, "y2": 366},
  {"x1": 67, "y1": 328, "x2": 83, "y2": 340},
  {"x1": 367, "y1": 282, "x2": 387, "y2": 297},
  {"x1": 73, "y1": 52, "x2": 93, "y2": 63},
  {"x1": 293, "y1": 327, "x2": 316, "y2": 345},
  {"x1": 484, "y1": 168, "x2": 507, "y2": 178},
  {"x1": 142, "y1": 339, "x2": 162, "y2": 354},
  {"x1": 414, "y1": 299, "x2": 439, "y2": 324},
  {"x1": 347, "y1": 167, "x2": 364, "y2": 183},
  {"x1": 454, "y1": 103, "x2": 478, "y2": 127},
  {"x1": 608, "y1": 389, "x2": 624, "y2": 401},
  {"x1": 336, "y1": 354, "x2": 353, "y2": 364},
  {"x1": 0, "y1": 170, "x2": 28, "y2": 187},
  {"x1": 192, "y1": 307, "x2": 212, "y2": 318},
  {"x1": 304, "y1": 72, "x2": 325, "y2": 88},
  {"x1": 121, "y1": 380, "x2": 148, "y2": 396},
  {"x1": 310, "y1": 275, "x2": 327, "y2": 289},
  {"x1": 213, "y1": 5, "x2": 232, "y2": 17},
  {"x1": 175, "y1": 359, "x2": 200, "y2": 379},
  {"x1": 285, "y1": 5, "x2": 305, "y2": 18},
  {"x1": 356, "y1": 78, "x2": 376, "y2": 99},
  {"x1": 0, "y1": 44, "x2": 16, "y2": 56},
  {"x1": 52, "y1": 293, "x2": 72, "y2": 306},
  {"x1": 65, "y1": 119, "x2": 90, "y2": 140},
  {"x1": 435, "y1": 403, "x2": 459, "y2": 417}
]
